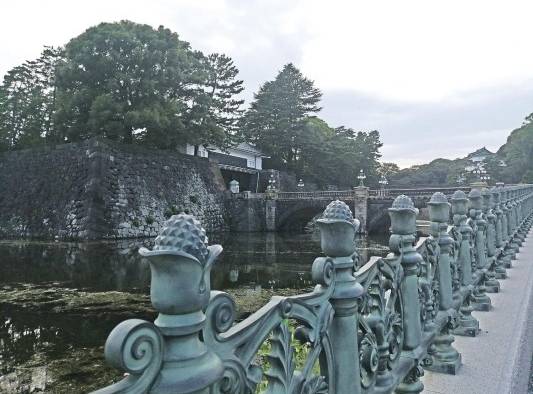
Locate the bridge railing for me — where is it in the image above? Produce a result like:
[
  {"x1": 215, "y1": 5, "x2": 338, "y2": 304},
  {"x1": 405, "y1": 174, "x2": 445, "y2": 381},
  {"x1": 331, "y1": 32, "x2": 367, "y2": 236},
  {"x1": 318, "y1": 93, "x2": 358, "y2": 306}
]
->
[
  {"x1": 233, "y1": 186, "x2": 473, "y2": 201},
  {"x1": 369, "y1": 186, "x2": 472, "y2": 199},
  {"x1": 276, "y1": 190, "x2": 355, "y2": 200},
  {"x1": 91, "y1": 184, "x2": 533, "y2": 394}
]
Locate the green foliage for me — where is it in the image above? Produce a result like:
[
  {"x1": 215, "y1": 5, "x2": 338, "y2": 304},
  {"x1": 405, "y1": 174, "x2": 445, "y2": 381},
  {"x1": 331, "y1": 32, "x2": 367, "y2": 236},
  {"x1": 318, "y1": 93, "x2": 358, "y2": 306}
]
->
[
  {"x1": 0, "y1": 46, "x2": 63, "y2": 149},
  {"x1": 200, "y1": 53, "x2": 244, "y2": 148},
  {"x1": 391, "y1": 158, "x2": 469, "y2": 187},
  {"x1": 0, "y1": 21, "x2": 244, "y2": 151},
  {"x1": 379, "y1": 162, "x2": 400, "y2": 178},
  {"x1": 242, "y1": 64, "x2": 383, "y2": 187},
  {"x1": 164, "y1": 205, "x2": 180, "y2": 218},
  {"x1": 242, "y1": 63, "x2": 322, "y2": 171},
  {"x1": 498, "y1": 120, "x2": 533, "y2": 183},
  {"x1": 56, "y1": 21, "x2": 207, "y2": 148}
]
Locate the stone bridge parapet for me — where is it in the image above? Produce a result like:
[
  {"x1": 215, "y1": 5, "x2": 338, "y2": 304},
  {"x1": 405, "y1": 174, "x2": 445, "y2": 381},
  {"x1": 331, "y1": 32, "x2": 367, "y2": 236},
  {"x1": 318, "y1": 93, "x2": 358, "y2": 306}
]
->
[{"x1": 228, "y1": 186, "x2": 474, "y2": 233}]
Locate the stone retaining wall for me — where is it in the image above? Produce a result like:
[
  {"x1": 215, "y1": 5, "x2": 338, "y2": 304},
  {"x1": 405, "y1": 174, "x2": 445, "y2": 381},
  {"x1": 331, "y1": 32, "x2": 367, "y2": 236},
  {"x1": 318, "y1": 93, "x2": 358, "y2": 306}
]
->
[{"x1": 0, "y1": 139, "x2": 228, "y2": 239}]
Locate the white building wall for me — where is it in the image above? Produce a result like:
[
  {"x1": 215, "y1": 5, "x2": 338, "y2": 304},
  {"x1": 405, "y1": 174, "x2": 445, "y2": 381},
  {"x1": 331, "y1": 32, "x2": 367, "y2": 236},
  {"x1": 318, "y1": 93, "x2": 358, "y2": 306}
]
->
[
  {"x1": 185, "y1": 143, "x2": 265, "y2": 169},
  {"x1": 185, "y1": 144, "x2": 208, "y2": 158},
  {"x1": 210, "y1": 146, "x2": 263, "y2": 169}
]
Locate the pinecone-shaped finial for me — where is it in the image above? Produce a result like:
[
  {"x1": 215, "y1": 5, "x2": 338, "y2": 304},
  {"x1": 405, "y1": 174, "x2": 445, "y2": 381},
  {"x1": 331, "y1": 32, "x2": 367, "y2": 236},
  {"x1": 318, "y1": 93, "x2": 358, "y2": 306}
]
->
[
  {"x1": 390, "y1": 194, "x2": 417, "y2": 212},
  {"x1": 429, "y1": 192, "x2": 448, "y2": 205},
  {"x1": 451, "y1": 190, "x2": 468, "y2": 201},
  {"x1": 321, "y1": 200, "x2": 354, "y2": 223},
  {"x1": 152, "y1": 214, "x2": 209, "y2": 263}
]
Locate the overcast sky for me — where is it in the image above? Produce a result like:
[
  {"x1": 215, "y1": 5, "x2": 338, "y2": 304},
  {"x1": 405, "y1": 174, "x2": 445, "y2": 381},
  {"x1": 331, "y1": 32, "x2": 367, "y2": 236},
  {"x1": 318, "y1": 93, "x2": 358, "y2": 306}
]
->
[{"x1": 2, "y1": 0, "x2": 533, "y2": 167}]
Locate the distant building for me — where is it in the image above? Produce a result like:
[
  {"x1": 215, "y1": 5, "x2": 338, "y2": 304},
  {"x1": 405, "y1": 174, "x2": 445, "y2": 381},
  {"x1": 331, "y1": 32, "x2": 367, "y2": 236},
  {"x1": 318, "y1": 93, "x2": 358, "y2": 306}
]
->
[
  {"x1": 463, "y1": 147, "x2": 505, "y2": 173},
  {"x1": 184, "y1": 143, "x2": 269, "y2": 192},
  {"x1": 467, "y1": 147, "x2": 493, "y2": 162}
]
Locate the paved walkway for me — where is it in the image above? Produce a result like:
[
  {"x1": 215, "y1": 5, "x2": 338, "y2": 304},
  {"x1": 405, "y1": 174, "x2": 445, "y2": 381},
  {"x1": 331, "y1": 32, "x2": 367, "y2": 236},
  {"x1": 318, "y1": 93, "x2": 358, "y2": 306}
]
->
[{"x1": 422, "y1": 229, "x2": 533, "y2": 394}]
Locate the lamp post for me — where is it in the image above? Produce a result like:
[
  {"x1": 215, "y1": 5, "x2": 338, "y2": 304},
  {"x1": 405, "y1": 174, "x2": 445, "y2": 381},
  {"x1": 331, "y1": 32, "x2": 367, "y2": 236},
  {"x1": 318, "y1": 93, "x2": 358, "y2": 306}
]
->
[
  {"x1": 297, "y1": 178, "x2": 305, "y2": 188},
  {"x1": 357, "y1": 169, "x2": 366, "y2": 187},
  {"x1": 480, "y1": 171, "x2": 490, "y2": 185},
  {"x1": 267, "y1": 173, "x2": 277, "y2": 191},
  {"x1": 473, "y1": 167, "x2": 481, "y2": 181},
  {"x1": 379, "y1": 175, "x2": 388, "y2": 197}
]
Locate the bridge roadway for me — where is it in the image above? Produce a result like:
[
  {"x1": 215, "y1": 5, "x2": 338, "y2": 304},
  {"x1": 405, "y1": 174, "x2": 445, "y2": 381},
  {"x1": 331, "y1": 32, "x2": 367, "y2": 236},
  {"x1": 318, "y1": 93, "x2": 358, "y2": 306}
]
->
[{"x1": 423, "y1": 227, "x2": 533, "y2": 394}]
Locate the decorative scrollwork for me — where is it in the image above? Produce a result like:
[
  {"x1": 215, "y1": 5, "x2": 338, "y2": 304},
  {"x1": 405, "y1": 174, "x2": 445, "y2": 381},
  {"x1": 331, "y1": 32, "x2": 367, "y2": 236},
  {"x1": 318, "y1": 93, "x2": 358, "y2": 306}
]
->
[
  {"x1": 404, "y1": 363, "x2": 424, "y2": 384},
  {"x1": 264, "y1": 321, "x2": 330, "y2": 394},
  {"x1": 359, "y1": 320, "x2": 379, "y2": 389},
  {"x1": 265, "y1": 322, "x2": 299, "y2": 393},
  {"x1": 386, "y1": 295, "x2": 403, "y2": 369},
  {"x1": 214, "y1": 360, "x2": 261, "y2": 394},
  {"x1": 299, "y1": 375, "x2": 328, "y2": 394},
  {"x1": 95, "y1": 319, "x2": 163, "y2": 394},
  {"x1": 417, "y1": 237, "x2": 439, "y2": 330},
  {"x1": 208, "y1": 291, "x2": 237, "y2": 334},
  {"x1": 311, "y1": 257, "x2": 334, "y2": 287},
  {"x1": 356, "y1": 256, "x2": 404, "y2": 386}
]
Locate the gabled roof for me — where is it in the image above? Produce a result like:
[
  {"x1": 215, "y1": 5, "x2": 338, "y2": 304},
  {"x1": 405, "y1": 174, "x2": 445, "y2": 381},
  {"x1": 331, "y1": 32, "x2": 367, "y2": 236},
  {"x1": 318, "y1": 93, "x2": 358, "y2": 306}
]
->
[
  {"x1": 231, "y1": 142, "x2": 269, "y2": 157},
  {"x1": 208, "y1": 142, "x2": 269, "y2": 157}
]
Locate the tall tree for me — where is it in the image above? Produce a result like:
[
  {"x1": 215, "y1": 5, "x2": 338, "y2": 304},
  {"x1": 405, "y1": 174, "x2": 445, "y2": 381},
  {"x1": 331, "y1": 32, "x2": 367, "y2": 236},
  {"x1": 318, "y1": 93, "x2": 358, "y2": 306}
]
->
[
  {"x1": 0, "y1": 46, "x2": 62, "y2": 149},
  {"x1": 54, "y1": 21, "x2": 228, "y2": 149},
  {"x1": 203, "y1": 53, "x2": 244, "y2": 145},
  {"x1": 242, "y1": 63, "x2": 322, "y2": 171}
]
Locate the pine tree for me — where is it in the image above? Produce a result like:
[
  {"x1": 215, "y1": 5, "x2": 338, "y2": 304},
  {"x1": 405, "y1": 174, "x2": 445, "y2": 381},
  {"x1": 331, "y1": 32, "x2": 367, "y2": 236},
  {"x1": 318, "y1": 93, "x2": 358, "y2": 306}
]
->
[
  {"x1": 204, "y1": 53, "x2": 244, "y2": 143},
  {"x1": 242, "y1": 63, "x2": 322, "y2": 170},
  {"x1": 187, "y1": 53, "x2": 245, "y2": 153},
  {"x1": 0, "y1": 46, "x2": 63, "y2": 149}
]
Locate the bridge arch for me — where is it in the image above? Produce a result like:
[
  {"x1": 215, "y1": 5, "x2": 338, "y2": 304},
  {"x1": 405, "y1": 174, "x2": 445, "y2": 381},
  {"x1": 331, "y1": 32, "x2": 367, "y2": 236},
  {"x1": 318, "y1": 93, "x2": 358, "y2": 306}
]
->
[
  {"x1": 275, "y1": 200, "x2": 330, "y2": 231},
  {"x1": 367, "y1": 196, "x2": 431, "y2": 233}
]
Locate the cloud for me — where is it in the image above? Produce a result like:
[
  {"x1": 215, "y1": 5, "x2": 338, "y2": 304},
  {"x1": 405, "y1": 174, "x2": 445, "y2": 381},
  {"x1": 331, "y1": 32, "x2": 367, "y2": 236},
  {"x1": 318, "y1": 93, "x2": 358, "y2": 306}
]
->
[{"x1": 1, "y1": 0, "x2": 532, "y2": 168}]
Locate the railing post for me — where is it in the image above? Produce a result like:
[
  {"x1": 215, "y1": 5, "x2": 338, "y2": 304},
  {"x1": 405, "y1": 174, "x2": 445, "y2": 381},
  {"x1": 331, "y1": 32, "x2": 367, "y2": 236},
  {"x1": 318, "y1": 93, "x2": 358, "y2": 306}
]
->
[
  {"x1": 500, "y1": 188, "x2": 513, "y2": 268},
  {"x1": 512, "y1": 188, "x2": 521, "y2": 242},
  {"x1": 425, "y1": 192, "x2": 461, "y2": 374},
  {"x1": 491, "y1": 187, "x2": 508, "y2": 280},
  {"x1": 389, "y1": 195, "x2": 423, "y2": 350},
  {"x1": 388, "y1": 195, "x2": 424, "y2": 394},
  {"x1": 317, "y1": 201, "x2": 364, "y2": 394},
  {"x1": 482, "y1": 188, "x2": 500, "y2": 293},
  {"x1": 451, "y1": 190, "x2": 480, "y2": 337},
  {"x1": 503, "y1": 188, "x2": 519, "y2": 262},
  {"x1": 428, "y1": 192, "x2": 454, "y2": 309},
  {"x1": 91, "y1": 214, "x2": 224, "y2": 394},
  {"x1": 468, "y1": 188, "x2": 492, "y2": 311},
  {"x1": 518, "y1": 187, "x2": 530, "y2": 240},
  {"x1": 353, "y1": 186, "x2": 369, "y2": 233}
]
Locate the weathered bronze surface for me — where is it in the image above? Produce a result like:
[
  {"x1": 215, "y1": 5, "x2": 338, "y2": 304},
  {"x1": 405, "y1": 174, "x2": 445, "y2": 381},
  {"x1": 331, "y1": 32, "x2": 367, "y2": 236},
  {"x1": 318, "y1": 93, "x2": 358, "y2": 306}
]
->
[{"x1": 92, "y1": 185, "x2": 533, "y2": 394}]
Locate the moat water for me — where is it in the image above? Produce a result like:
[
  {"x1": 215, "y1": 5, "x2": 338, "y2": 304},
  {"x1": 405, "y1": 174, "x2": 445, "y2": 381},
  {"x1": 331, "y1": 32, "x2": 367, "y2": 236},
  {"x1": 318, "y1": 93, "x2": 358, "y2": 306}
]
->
[{"x1": 0, "y1": 232, "x2": 389, "y2": 392}]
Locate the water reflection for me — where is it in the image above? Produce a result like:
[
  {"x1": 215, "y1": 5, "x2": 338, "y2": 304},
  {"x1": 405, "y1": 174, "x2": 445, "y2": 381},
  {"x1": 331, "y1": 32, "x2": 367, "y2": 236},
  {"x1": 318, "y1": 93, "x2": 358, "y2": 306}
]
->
[
  {"x1": 0, "y1": 232, "x2": 389, "y2": 292},
  {"x1": 0, "y1": 232, "x2": 389, "y2": 380}
]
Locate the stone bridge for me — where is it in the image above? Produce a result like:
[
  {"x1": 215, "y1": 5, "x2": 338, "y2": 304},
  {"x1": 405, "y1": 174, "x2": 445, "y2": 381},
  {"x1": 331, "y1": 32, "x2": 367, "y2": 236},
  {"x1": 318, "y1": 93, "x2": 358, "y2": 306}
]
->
[{"x1": 228, "y1": 186, "x2": 472, "y2": 232}]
